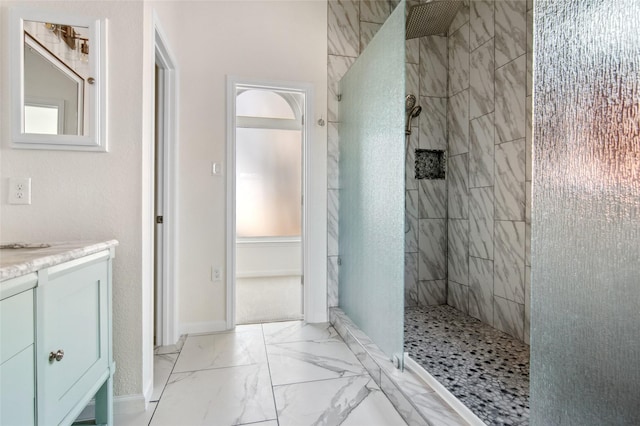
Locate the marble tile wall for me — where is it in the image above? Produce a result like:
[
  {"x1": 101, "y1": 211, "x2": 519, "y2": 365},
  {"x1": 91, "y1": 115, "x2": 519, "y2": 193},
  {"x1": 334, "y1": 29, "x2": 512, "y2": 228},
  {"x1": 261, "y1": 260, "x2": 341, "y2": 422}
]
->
[{"x1": 445, "y1": 0, "x2": 533, "y2": 343}]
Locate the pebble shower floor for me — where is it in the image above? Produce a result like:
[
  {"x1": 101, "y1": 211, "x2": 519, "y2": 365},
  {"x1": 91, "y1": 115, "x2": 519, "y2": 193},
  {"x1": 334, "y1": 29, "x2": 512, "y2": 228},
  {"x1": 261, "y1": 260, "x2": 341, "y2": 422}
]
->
[{"x1": 404, "y1": 305, "x2": 530, "y2": 426}]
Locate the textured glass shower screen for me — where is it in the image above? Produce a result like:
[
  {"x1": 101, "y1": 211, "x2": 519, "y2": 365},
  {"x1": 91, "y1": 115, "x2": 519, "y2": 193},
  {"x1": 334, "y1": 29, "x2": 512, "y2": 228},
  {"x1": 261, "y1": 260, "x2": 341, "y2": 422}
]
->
[
  {"x1": 531, "y1": 0, "x2": 640, "y2": 424},
  {"x1": 338, "y1": 1, "x2": 405, "y2": 364}
]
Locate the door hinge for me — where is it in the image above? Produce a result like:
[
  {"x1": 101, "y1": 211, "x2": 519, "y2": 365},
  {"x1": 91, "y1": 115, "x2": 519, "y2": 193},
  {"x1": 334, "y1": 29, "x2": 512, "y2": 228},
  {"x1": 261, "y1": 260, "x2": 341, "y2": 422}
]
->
[{"x1": 156, "y1": 215, "x2": 164, "y2": 224}]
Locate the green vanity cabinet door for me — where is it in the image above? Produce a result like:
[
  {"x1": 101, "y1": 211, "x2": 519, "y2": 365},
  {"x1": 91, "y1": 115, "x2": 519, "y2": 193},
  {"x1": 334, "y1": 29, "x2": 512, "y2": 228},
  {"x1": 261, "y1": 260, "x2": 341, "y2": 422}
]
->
[
  {"x1": 38, "y1": 256, "x2": 110, "y2": 425},
  {"x1": 0, "y1": 289, "x2": 35, "y2": 426}
]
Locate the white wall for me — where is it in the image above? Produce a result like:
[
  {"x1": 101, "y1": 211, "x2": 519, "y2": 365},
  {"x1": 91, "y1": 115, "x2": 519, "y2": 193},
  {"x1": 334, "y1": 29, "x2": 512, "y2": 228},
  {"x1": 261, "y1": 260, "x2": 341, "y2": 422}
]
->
[
  {"x1": 236, "y1": 240, "x2": 302, "y2": 278},
  {"x1": 152, "y1": 1, "x2": 328, "y2": 332},
  {"x1": 1, "y1": 0, "x2": 327, "y2": 405},
  {"x1": 0, "y1": 0, "x2": 147, "y2": 401}
]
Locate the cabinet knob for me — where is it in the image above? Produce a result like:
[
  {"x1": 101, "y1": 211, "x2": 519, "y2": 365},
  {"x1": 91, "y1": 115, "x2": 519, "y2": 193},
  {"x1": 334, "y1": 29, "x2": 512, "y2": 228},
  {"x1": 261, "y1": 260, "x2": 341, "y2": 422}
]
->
[{"x1": 49, "y1": 349, "x2": 64, "y2": 362}]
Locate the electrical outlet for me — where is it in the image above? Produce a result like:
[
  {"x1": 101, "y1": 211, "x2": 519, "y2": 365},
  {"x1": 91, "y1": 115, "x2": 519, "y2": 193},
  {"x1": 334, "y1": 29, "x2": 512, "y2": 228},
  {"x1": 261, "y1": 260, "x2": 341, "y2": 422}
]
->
[
  {"x1": 8, "y1": 178, "x2": 31, "y2": 205},
  {"x1": 213, "y1": 267, "x2": 222, "y2": 282}
]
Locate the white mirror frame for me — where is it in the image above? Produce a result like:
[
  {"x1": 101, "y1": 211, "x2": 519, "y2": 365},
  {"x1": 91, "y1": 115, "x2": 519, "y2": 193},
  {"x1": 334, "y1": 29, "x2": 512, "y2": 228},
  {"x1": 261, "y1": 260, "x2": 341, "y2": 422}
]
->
[{"x1": 11, "y1": 7, "x2": 107, "y2": 151}]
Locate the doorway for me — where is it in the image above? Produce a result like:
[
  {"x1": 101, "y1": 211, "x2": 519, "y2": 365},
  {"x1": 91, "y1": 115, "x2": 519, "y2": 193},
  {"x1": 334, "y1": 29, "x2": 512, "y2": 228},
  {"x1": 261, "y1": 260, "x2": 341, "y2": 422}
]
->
[
  {"x1": 227, "y1": 80, "x2": 312, "y2": 326},
  {"x1": 153, "y1": 26, "x2": 178, "y2": 348}
]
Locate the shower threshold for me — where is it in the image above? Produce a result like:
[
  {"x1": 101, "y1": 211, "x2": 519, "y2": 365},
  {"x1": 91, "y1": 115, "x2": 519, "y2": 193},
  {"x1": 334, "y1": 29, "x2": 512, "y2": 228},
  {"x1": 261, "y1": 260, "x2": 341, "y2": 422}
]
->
[{"x1": 405, "y1": 305, "x2": 530, "y2": 426}]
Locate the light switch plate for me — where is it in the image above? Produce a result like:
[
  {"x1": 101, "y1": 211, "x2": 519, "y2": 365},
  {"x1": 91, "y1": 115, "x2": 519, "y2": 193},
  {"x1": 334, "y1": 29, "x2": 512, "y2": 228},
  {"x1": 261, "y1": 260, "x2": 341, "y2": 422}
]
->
[{"x1": 8, "y1": 177, "x2": 31, "y2": 205}]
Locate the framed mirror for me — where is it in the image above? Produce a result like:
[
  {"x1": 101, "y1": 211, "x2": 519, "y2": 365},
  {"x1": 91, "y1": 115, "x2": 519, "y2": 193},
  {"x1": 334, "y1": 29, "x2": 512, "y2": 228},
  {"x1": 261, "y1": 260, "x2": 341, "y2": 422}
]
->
[{"x1": 11, "y1": 8, "x2": 107, "y2": 151}]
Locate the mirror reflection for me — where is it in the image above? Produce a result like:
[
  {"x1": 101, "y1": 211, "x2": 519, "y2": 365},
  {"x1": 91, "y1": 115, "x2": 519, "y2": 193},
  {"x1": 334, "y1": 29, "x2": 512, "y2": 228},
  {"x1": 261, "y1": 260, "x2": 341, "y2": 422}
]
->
[{"x1": 23, "y1": 20, "x2": 89, "y2": 136}]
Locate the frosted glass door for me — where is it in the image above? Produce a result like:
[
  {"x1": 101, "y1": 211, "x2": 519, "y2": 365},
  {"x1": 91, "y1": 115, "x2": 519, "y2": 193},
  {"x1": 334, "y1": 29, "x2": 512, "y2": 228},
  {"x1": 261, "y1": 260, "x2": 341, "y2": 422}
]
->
[
  {"x1": 531, "y1": 0, "x2": 640, "y2": 424},
  {"x1": 338, "y1": 1, "x2": 405, "y2": 364}
]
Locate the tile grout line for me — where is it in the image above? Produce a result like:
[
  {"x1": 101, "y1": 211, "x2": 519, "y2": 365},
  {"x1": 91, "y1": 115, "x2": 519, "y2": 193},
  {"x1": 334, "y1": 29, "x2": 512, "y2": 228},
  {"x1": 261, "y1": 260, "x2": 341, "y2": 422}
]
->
[
  {"x1": 148, "y1": 337, "x2": 185, "y2": 425},
  {"x1": 261, "y1": 323, "x2": 281, "y2": 426}
]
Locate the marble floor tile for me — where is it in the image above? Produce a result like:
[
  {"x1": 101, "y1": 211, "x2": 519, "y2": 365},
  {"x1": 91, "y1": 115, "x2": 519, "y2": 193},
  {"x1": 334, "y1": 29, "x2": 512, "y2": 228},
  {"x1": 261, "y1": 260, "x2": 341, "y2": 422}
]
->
[
  {"x1": 274, "y1": 375, "x2": 407, "y2": 426},
  {"x1": 115, "y1": 402, "x2": 157, "y2": 426},
  {"x1": 151, "y1": 364, "x2": 276, "y2": 426},
  {"x1": 151, "y1": 353, "x2": 178, "y2": 402},
  {"x1": 267, "y1": 339, "x2": 367, "y2": 386},
  {"x1": 173, "y1": 330, "x2": 267, "y2": 373},
  {"x1": 262, "y1": 321, "x2": 338, "y2": 344}
]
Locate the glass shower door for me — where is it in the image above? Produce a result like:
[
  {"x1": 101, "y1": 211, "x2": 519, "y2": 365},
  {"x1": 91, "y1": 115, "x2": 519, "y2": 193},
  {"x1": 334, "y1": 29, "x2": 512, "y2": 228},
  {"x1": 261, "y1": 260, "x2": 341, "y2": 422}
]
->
[{"x1": 338, "y1": 1, "x2": 406, "y2": 366}]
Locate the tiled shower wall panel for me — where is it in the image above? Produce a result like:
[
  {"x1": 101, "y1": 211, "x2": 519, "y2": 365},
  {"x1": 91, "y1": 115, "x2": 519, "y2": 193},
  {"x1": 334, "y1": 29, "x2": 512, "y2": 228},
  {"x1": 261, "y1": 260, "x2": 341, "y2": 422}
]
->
[
  {"x1": 445, "y1": 0, "x2": 533, "y2": 343},
  {"x1": 326, "y1": 0, "x2": 400, "y2": 308},
  {"x1": 406, "y1": 11, "x2": 449, "y2": 309}
]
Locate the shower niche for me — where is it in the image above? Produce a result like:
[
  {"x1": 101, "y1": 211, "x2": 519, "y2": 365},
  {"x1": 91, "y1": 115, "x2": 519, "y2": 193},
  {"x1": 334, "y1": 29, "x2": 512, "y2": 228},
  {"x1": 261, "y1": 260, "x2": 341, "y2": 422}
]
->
[{"x1": 414, "y1": 149, "x2": 445, "y2": 180}]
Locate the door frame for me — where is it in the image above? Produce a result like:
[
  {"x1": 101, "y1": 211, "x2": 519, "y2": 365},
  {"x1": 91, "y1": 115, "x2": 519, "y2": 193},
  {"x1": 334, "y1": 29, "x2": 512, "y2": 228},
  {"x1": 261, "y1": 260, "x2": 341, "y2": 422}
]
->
[
  {"x1": 153, "y1": 19, "x2": 179, "y2": 346},
  {"x1": 226, "y1": 77, "x2": 316, "y2": 329}
]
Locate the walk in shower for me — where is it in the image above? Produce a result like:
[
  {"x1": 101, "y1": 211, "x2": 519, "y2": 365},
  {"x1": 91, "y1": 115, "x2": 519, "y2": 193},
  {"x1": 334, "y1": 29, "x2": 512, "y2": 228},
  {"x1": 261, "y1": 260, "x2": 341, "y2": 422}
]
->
[{"x1": 333, "y1": 0, "x2": 533, "y2": 424}]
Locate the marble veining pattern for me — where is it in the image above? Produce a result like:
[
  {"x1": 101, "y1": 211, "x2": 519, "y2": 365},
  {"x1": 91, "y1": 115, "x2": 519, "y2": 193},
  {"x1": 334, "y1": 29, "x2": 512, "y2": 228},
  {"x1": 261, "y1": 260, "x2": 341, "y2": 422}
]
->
[
  {"x1": 470, "y1": 39, "x2": 495, "y2": 120},
  {"x1": 448, "y1": 219, "x2": 469, "y2": 285},
  {"x1": 418, "y1": 280, "x2": 447, "y2": 306},
  {"x1": 448, "y1": 23, "x2": 470, "y2": 96},
  {"x1": 328, "y1": 255, "x2": 339, "y2": 308},
  {"x1": 151, "y1": 363, "x2": 276, "y2": 426},
  {"x1": 448, "y1": 154, "x2": 469, "y2": 219},
  {"x1": 405, "y1": 252, "x2": 419, "y2": 306},
  {"x1": 360, "y1": 0, "x2": 390, "y2": 24},
  {"x1": 419, "y1": 96, "x2": 447, "y2": 150},
  {"x1": 138, "y1": 321, "x2": 408, "y2": 426},
  {"x1": 469, "y1": 112, "x2": 495, "y2": 188},
  {"x1": 448, "y1": 0, "x2": 469, "y2": 36},
  {"x1": 447, "y1": 280, "x2": 469, "y2": 314},
  {"x1": 494, "y1": 0, "x2": 526, "y2": 69},
  {"x1": 494, "y1": 296, "x2": 525, "y2": 341},
  {"x1": 0, "y1": 240, "x2": 118, "y2": 281},
  {"x1": 470, "y1": 0, "x2": 494, "y2": 51},
  {"x1": 406, "y1": 64, "x2": 420, "y2": 106},
  {"x1": 420, "y1": 36, "x2": 448, "y2": 98},
  {"x1": 495, "y1": 55, "x2": 526, "y2": 144},
  {"x1": 274, "y1": 375, "x2": 406, "y2": 426},
  {"x1": 405, "y1": 305, "x2": 530, "y2": 425},
  {"x1": 419, "y1": 180, "x2": 447, "y2": 219},
  {"x1": 494, "y1": 220, "x2": 525, "y2": 304},
  {"x1": 267, "y1": 339, "x2": 367, "y2": 385},
  {"x1": 495, "y1": 139, "x2": 525, "y2": 220},
  {"x1": 448, "y1": 89, "x2": 470, "y2": 155},
  {"x1": 262, "y1": 320, "x2": 338, "y2": 344},
  {"x1": 328, "y1": 189, "x2": 340, "y2": 256},
  {"x1": 469, "y1": 187, "x2": 495, "y2": 260},
  {"x1": 328, "y1": 122, "x2": 340, "y2": 189},
  {"x1": 469, "y1": 256, "x2": 494, "y2": 325},
  {"x1": 418, "y1": 219, "x2": 447, "y2": 281},
  {"x1": 360, "y1": 21, "x2": 382, "y2": 54},
  {"x1": 173, "y1": 329, "x2": 267, "y2": 373},
  {"x1": 328, "y1": 0, "x2": 360, "y2": 58},
  {"x1": 330, "y1": 308, "x2": 468, "y2": 426}
]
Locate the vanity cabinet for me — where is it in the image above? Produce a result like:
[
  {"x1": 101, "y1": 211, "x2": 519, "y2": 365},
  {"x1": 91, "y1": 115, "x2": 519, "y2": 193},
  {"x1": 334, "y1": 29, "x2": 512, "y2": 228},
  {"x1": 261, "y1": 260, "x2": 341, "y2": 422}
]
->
[
  {"x1": 38, "y1": 250, "x2": 113, "y2": 425},
  {"x1": 0, "y1": 244, "x2": 115, "y2": 426},
  {"x1": 0, "y1": 286, "x2": 36, "y2": 426}
]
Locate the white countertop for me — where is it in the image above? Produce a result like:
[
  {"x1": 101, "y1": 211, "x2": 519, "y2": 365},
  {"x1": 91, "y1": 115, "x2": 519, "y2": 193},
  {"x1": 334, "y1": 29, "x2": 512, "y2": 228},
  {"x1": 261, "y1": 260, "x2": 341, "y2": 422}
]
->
[{"x1": 0, "y1": 240, "x2": 119, "y2": 282}]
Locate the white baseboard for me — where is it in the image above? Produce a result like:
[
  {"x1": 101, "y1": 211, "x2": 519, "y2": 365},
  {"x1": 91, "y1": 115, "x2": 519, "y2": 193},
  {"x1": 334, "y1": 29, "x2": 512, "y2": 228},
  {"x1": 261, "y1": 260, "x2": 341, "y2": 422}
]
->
[
  {"x1": 75, "y1": 393, "x2": 147, "y2": 421},
  {"x1": 179, "y1": 320, "x2": 227, "y2": 336},
  {"x1": 236, "y1": 270, "x2": 301, "y2": 278}
]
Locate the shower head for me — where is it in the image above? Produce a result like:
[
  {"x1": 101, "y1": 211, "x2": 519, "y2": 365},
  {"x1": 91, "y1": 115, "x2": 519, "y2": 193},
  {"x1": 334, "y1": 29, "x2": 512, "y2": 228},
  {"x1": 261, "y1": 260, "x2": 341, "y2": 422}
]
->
[
  {"x1": 409, "y1": 105, "x2": 422, "y2": 118},
  {"x1": 406, "y1": 0, "x2": 463, "y2": 39},
  {"x1": 406, "y1": 94, "x2": 417, "y2": 112}
]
